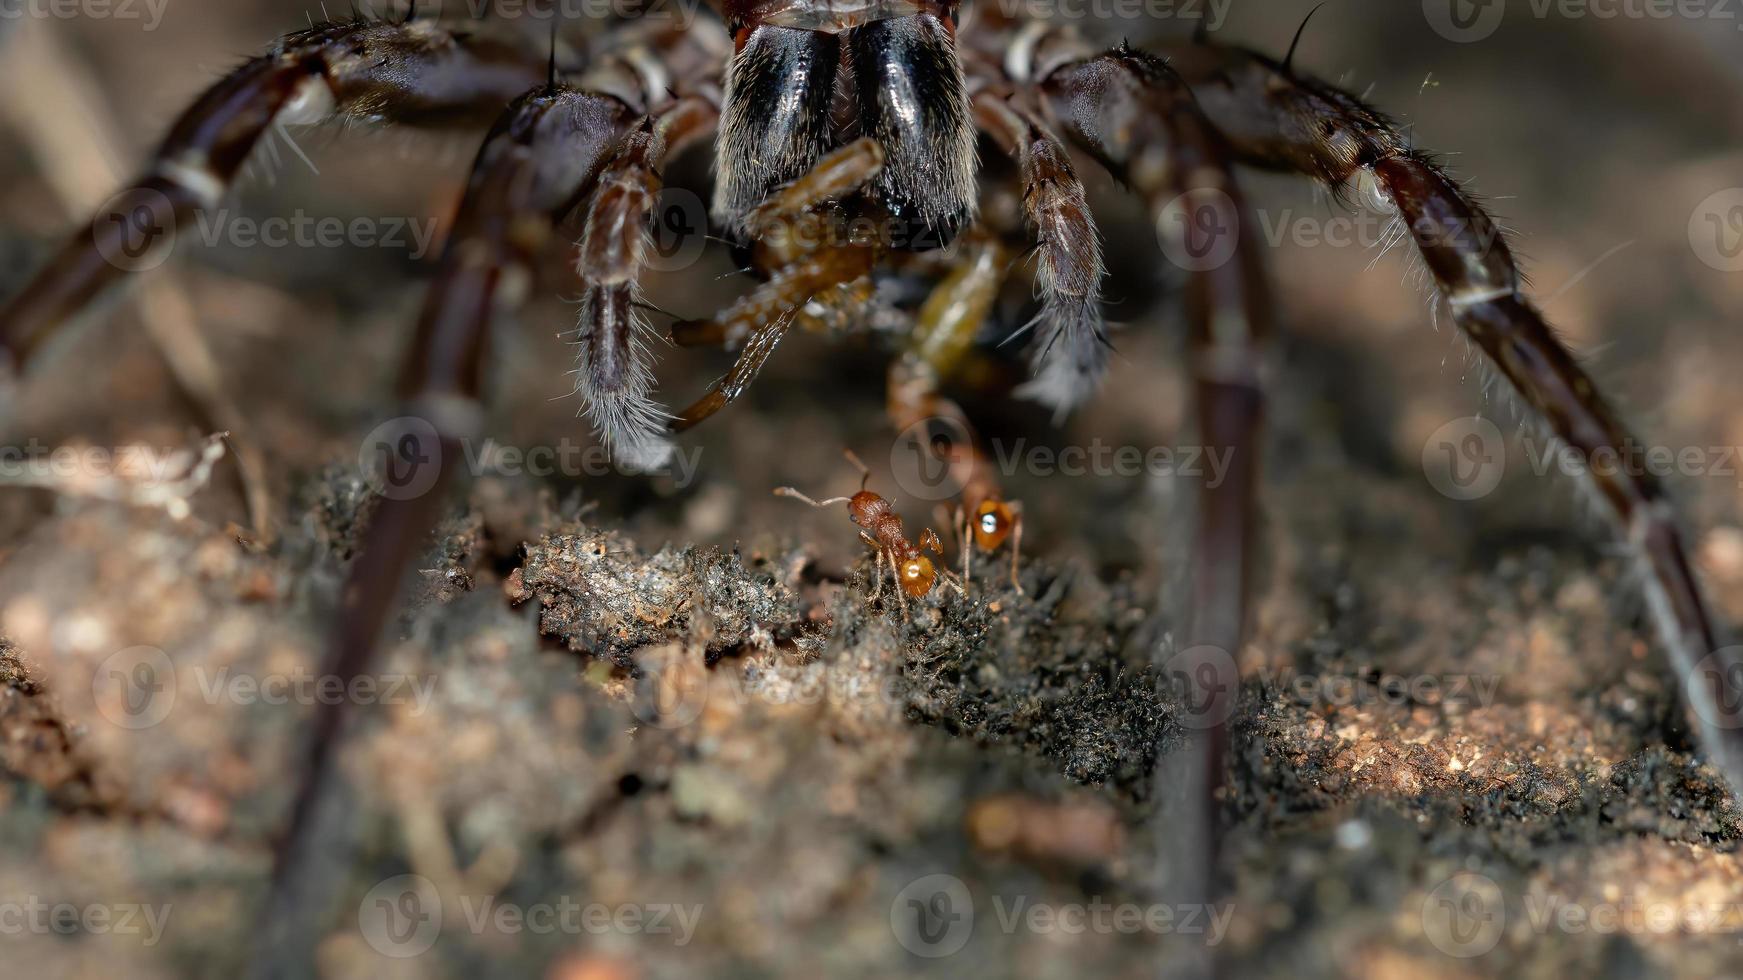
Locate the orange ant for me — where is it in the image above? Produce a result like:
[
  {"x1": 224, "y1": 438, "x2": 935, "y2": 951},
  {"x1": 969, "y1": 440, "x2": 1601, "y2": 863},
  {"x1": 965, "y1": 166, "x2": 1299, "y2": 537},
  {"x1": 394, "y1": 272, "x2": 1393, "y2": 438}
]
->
[
  {"x1": 911, "y1": 413, "x2": 1025, "y2": 597},
  {"x1": 885, "y1": 356, "x2": 1025, "y2": 597},
  {"x1": 775, "y1": 451, "x2": 964, "y2": 620},
  {"x1": 947, "y1": 454, "x2": 1024, "y2": 597}
]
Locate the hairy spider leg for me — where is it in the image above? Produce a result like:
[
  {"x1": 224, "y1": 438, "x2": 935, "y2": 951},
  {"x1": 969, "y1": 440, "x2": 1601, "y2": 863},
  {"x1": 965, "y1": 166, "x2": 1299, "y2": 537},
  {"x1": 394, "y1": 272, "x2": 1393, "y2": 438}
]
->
[
  {"x1": 1034, "y1": 49, "x2": 1270, "y2": 951},
  {"x1": 1167, "y1": 39, "x2": 1743, "y2": 792},
  {"x1": 250, "y1": 21, "x2": 728, "y2": 974},
  {"x1": 0, "y1": 17, "x2": 545, "y2": 369}
]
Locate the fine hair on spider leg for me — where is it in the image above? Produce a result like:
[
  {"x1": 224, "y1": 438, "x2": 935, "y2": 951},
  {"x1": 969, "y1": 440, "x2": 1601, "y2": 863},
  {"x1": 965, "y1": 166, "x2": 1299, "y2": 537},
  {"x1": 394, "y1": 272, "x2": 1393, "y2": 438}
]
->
[
  {"x1": 713, "y1": 25, "x2": 840, "y2": 233},
  {"x1": 973, "y1": 99, "x2": 1110, "y2": 420},
  {"x1": 571, "y1": 97, "x2": 720, "y2": 469},
  {"x1": 573, "y1": 282, "x2": 675, "y2": 470}
]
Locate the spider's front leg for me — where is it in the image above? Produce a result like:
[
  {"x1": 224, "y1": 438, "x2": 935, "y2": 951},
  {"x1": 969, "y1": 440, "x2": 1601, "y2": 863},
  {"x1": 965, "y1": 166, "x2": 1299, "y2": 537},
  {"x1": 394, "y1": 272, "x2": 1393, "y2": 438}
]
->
[
  {"x1": 0, "y1": 16, "x2": 546, "y2": 370},
  {"x1": 253, "y1": 78, "x2": 640, "y2": 971},
  {"x1": 572, "y1": 94, "x2": 720, "y2": 466},
  {"x1": 257, "y1": 25, "x2": 729, "y2": 968},
  {"x1": 970, "y1": 88, "x2": 1110, "y2": 420},
  {"x1": 1169, "y1": 41, "x2": 1743, "y2": 793}
]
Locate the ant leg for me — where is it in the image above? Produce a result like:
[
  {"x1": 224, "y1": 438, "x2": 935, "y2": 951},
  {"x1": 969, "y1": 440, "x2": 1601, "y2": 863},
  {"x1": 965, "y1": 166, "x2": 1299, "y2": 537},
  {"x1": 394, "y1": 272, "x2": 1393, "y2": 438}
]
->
[
  {"x1": 961, "y1": 507, "x2": 974, "y2": 586},
  {"x1": 1007, "y1": 502, "x2": 1026, "y2": 596},
  {"x1": 862, "y1": 531, "x2": 885, "y2": 602},
  {"x1": 0, "y1": 17, "x2": 545, "y2": 370},
  {"x1": 888, "y1": 548, "x2": 911, "y2": 622},
  {"x1": 254, "y1": 83, "x2": 641, "y2": 971},
  {"x1": 934, "y1": 503, "x2": 973, "y2": 587},
  {"x1": 918, "y1": 528, "x2": 968, "y2": 597}
]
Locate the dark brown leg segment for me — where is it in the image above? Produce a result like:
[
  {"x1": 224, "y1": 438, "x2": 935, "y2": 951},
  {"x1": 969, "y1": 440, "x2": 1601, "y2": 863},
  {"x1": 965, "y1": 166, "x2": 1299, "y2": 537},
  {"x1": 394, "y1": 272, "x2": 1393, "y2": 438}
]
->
[
  {"x1": 972, "y1": 93, "x2": 1109, "y2": 419},
  {"x1": 0, "y1": 17, "x2": 544, "y2": 369},
  {"x1": 1035, "y1": 44, "x2": 1275, "y2": 970},
  {"x1": 253, "y1": 83, "x2": 633, "y2": 974},
  {"x1": 1168, "y1": 41, "x2": 1743, "y2": 790},
  {"x1": 572, "y1": 95, "x2": 719, "y2": 467}
]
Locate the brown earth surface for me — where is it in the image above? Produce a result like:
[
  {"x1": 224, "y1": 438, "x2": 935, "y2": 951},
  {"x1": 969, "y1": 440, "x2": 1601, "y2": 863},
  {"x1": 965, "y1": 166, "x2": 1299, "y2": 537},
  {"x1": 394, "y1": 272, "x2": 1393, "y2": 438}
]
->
[{"x1": 2, "y1": 3, "x2": 1743, "y2": 978}]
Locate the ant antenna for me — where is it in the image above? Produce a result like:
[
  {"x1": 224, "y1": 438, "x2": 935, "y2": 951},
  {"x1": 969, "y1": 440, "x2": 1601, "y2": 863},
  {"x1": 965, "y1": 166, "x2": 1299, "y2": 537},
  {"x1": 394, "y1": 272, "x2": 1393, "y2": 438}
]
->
[
  {"x1": 842, "y1": 450, "x2": 870, "y2": 490},
  {"x1": 402, "y1": 0, "x2": 418, "y2": 24},
  {"x1": 773, "y1": 487, "x2": 851, "y2": 509},
  {"x1": 1283, "y1": 3, "x2": 1329, "y2": 76}
]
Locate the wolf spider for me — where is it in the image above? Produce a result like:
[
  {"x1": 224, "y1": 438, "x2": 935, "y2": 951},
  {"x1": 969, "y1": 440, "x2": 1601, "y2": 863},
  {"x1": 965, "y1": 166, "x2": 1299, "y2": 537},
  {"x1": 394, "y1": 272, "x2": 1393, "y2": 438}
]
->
[{"x1": 1, "y1": 0, "x2": 1738, "y2": 968}]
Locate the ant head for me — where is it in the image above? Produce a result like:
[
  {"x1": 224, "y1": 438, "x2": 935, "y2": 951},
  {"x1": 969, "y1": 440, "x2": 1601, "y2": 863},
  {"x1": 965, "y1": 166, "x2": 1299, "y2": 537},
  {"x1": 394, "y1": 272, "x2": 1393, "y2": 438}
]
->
[
  {"x1": 846, "y1": 490, "x2": 889, "y2": 527},
  {"x1": 973, "y1": 499, "x2": 1014, "y2": 550},
  {"x1": 898, "y1": 555, "x2": 936, "y2": 597}
]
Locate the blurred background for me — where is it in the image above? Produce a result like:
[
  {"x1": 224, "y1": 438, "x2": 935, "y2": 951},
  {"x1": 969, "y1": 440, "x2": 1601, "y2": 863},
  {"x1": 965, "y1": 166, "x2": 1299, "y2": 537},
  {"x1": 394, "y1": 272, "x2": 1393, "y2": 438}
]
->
[{"x1": 1, "y1": 1, "x2": 1742, "y2": 977}]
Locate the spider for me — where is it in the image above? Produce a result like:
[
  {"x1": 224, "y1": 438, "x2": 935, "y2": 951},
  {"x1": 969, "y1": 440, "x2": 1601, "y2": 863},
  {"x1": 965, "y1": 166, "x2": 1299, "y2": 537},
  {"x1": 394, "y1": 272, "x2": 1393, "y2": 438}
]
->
[{"x1": 0, "y1": 0, "x2": 1738, "y2": 969}]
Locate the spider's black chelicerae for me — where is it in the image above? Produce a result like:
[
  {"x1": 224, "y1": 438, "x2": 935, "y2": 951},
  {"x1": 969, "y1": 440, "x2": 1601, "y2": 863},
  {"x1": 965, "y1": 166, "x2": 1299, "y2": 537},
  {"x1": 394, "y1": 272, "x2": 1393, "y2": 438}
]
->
[{"x1": 1, "y1": 1, "x2": 1738, "y2": 970}]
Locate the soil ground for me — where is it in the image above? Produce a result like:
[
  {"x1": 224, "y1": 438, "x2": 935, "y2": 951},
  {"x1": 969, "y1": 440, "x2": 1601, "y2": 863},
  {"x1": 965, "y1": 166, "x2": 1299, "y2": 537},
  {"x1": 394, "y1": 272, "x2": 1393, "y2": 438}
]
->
[{"x1": 2, "y1": 3, "x2": 1743, "y2": 978}]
